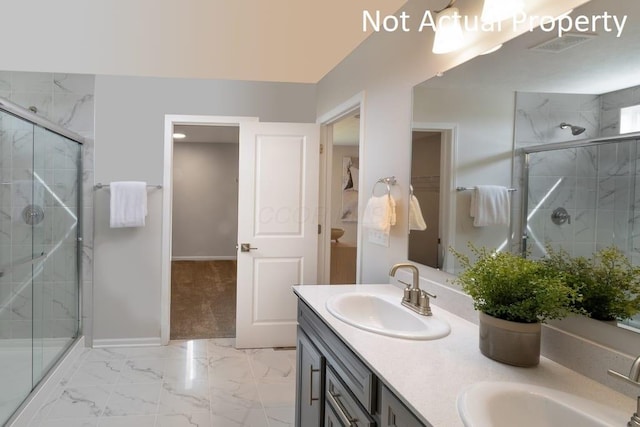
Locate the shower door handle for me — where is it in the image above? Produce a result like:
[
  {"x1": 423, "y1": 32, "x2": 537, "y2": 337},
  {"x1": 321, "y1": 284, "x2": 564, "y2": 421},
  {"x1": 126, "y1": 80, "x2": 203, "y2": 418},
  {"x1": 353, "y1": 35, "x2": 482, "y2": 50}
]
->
[{"x1": 239, "y1": 243, "x2": 258, "y2": 252}]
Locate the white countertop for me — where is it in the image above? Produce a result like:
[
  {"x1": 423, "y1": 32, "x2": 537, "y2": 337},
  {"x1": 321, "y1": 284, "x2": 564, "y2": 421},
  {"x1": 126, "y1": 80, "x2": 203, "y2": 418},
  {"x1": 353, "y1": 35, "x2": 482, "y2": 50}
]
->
[{"x1": 293, "y1": 284, "x2": 635, "y2": 427}]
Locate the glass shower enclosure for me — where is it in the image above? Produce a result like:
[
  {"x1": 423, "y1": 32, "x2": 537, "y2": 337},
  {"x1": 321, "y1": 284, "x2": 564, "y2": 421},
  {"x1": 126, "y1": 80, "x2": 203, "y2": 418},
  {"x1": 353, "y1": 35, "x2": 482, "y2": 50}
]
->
[
  {"x1": 0, "y1": 98, "x2": 82, "y2": 425},
  {"x1": 521, "y1": 132, "x2": 640, "y2": 329}
]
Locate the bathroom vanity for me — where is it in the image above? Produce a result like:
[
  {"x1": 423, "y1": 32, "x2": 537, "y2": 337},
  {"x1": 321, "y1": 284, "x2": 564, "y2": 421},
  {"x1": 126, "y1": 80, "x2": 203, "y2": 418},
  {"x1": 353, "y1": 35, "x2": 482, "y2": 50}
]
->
[
  {"x1": 296, "y1": 294, "x2": 424, "y2": 426},
  {"x1": 293, "y1": 284, "x2": 634, "y2": 427}
]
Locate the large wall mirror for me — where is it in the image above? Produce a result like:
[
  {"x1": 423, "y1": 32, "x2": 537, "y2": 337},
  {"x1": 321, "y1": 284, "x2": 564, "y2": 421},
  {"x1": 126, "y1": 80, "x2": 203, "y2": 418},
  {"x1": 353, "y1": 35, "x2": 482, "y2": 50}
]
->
[{"x1": 410, "y1": 0, "x2": 640, "y2": 329}]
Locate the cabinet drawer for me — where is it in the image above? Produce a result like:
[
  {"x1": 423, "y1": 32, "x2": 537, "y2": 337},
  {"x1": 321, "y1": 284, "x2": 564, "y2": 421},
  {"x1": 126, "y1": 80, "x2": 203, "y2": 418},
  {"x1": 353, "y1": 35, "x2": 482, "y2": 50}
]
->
[
  {"x1": 325, "y1": 366, "x2": 375, "y2": 427},
  {"x1": 298, "y1": 300, "x2": 376, "y2": 412}
]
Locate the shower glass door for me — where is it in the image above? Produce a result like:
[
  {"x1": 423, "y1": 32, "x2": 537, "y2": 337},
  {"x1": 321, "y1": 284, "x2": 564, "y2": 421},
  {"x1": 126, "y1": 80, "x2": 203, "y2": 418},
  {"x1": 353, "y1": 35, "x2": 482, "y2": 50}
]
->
[
  {"x1": 0, "y1": 109, "x2": 35, "y2": 425},
  {"x1": 0, "y1": 108, "x2": 81, "y2": 425},
  {"x1": 32, "y1": 126, "x2": 81, "y2": 384}
]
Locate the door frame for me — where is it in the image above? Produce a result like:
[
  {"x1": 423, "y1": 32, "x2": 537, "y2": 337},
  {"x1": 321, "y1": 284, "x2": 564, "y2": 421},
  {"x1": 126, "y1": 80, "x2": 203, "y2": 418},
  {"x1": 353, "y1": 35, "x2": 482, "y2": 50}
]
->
[
  {"x1": 411, "y1": 122, "x2": 458, "y2": 273},
  {"x1": 316, "y1": 92, "x2": 366, "y2": 284},
  {"x1": 161, "y1": 114, "x2": 258, "y2": 345}
]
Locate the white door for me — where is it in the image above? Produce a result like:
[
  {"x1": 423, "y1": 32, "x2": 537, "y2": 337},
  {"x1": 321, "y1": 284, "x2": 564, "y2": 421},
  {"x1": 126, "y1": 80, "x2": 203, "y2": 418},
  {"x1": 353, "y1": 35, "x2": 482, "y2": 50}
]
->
[{"x1": 236, "y1": 121, "x2": 320, "y2": 348}]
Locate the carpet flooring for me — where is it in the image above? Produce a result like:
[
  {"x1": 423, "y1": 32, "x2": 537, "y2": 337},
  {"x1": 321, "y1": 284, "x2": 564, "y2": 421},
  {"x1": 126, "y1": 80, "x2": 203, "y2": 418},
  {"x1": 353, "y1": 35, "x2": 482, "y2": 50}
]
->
[{"x1": 170, "y1": 260, "x2": 237, "y2": 340}]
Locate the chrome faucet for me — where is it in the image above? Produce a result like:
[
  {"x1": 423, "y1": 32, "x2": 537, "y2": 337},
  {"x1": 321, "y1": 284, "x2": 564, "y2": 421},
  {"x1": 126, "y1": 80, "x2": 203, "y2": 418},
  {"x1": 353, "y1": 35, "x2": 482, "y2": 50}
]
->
[
  {"x1": 609, "y1": 355, "x2": 640, "y2": 426},
  {"x1": 389, "y1": 263, "x2": 436, "y2": 316}
]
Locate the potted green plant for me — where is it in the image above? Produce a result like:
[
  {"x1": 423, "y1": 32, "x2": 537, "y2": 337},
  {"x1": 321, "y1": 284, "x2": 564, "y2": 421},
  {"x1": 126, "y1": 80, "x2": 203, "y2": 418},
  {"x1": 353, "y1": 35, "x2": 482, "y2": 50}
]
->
[
  {"x1": 542, "y1": 246, "x2": 640, "y2": 322},
  {"x1": 451, "y1": 244, "x2": 579, "y2": 367}
]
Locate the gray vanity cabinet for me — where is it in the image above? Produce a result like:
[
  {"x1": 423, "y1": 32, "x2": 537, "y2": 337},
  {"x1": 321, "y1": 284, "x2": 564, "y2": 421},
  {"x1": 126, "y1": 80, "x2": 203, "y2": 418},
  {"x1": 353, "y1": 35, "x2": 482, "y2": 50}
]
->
[
  {"x1": 379, "y1": 385, "x2": 425, "y2": 427},
  {"x1": 296, "y1": 329, "x2": 325, "y2": 427},
  {"x1": 296, "y1": 298, "x2": 428, "y2": 427}
]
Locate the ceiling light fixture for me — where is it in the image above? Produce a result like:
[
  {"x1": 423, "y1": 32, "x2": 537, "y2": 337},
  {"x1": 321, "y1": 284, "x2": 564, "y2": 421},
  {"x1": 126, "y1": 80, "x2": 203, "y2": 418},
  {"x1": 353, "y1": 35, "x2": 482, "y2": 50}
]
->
[
  {"x1": 173, "y1": 132, "x2": 186, "y2": 139},
  {"x1": 432, "y1": 0, "x2": 465, "y2": 54},
  {"x1": 480, "y1": 44, "x2": 503, "y2": 55},
  {"x1": 481, "y1": 0, "x2": 524, "y2": 24}
]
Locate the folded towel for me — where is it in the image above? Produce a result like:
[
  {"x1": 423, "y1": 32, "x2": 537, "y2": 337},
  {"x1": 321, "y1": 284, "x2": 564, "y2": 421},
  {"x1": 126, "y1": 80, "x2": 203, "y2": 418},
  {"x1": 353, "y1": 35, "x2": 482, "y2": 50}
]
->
[
  {"x1": 362, "y1": 194, "x2": 396, "y2": 231},
  {"x1": 110, "y1": 181, "x2": 148, "y2": 228},
  {"x1": 470, "y1": 185, "x2": 510, "y2": 227},
  {"x1": 409, "y1": 194, "x2": 427, "y2": 231}
]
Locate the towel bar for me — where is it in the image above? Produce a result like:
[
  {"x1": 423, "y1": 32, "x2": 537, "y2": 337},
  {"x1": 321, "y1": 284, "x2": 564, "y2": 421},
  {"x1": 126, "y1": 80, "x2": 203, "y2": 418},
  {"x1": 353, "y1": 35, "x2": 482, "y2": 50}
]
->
[
  {"x1": 457, "y1": 186, "x2": 517, "y2": 192},
  {"x1": 94, "y1": 183, "x2": 163, "y2": 190}
]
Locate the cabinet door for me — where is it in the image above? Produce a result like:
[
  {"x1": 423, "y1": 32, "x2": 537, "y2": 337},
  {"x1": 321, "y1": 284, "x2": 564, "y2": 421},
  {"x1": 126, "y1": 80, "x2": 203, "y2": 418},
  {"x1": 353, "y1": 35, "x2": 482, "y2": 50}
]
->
[
  {"x1": 380, "y1": 385, "x2": 427, "y2": 427},
  {"x1": 296, "y1": 329, "x2": 324, "y2": 427}
]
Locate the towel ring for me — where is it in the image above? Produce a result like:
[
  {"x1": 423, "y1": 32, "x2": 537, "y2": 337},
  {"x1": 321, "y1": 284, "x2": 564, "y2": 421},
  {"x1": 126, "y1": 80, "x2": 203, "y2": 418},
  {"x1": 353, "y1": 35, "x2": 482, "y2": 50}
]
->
[{"x1": 371, "y1": 176, "x2": 397, "y2": 197}]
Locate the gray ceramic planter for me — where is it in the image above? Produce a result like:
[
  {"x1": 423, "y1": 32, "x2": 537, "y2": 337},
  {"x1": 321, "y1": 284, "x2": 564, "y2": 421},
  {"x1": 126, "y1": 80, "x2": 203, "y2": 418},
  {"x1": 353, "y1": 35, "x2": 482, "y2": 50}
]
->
[{"x1": 478, "y1": 312, "x2": 541, "y2": 367}]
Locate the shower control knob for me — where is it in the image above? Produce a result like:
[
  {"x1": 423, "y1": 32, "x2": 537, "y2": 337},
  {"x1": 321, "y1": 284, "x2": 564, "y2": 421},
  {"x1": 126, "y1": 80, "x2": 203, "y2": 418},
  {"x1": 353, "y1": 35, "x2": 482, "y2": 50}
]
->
[{"x1": 551, "y1": 207, "x2": 571, "y2": 225}]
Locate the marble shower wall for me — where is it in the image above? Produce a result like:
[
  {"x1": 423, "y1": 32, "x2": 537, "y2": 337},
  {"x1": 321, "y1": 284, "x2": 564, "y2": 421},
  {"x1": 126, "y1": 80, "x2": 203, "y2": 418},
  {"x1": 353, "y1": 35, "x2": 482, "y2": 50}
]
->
[
  {"x1": 514, "y1": 90, "x2": 640, "y2": 264},
  {"x1": 0, "y1": 71, "x2": 94, "y2": 341},
  {"x1": 513, "y1": 92, "x2": 600, "y2": 257}
]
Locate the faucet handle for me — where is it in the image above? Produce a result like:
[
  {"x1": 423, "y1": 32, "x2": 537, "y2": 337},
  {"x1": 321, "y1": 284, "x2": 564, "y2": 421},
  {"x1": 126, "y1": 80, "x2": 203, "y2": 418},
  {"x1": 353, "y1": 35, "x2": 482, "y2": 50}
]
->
[
  {"x1": 422, "y1": 290, "x2": 437, "y2": 299},
  {"x1": 398, "y1": 279, "x2": 412, "y2": 288},
  {"x1": 608, "y1": 369, "x2": 640, "y2": 387},
  {"x1": 609, "y1": 354, "x2": 640, "y2": 387},
  {"x1": 418, "y1": 292, "x2": 433, "y2": 316}
]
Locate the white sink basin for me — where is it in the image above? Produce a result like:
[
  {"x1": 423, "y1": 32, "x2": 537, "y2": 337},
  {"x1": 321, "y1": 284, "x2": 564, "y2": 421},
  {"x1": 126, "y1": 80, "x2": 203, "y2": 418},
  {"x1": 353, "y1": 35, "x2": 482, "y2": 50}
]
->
[
  {"x1": 325, "y1": 292, "x2": 451, "y2": 340},
  {"x1": 457, "y1": 382, "x2": 629, "y2": 427}
]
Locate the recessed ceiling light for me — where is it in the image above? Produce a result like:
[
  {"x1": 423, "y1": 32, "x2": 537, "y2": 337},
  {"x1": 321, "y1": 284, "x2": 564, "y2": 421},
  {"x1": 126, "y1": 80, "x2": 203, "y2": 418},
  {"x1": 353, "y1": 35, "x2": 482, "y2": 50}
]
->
[{"x1": 173, "y1": 133, "x2": 186, "y2": 139}]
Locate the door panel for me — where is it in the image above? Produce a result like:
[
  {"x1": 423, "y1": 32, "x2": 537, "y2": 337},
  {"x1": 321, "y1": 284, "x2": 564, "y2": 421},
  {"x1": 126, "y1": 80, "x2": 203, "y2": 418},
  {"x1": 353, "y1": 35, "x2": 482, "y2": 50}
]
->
[
  {"x1": 253, "y1": 257, "x2": 301, "y2": 322},
  {"x1": 254, "y1": 134, "x2": 305, "y2": 236},
  {"x1": 236, "y1": 122, "x2": 319, "y2": 348}
]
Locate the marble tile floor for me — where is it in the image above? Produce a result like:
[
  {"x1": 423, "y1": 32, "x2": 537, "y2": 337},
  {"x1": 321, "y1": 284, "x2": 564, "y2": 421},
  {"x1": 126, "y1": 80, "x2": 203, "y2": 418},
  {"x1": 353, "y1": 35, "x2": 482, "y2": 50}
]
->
[{"x1": 26, "y1": 339, "x2": 296, "y2": 427}]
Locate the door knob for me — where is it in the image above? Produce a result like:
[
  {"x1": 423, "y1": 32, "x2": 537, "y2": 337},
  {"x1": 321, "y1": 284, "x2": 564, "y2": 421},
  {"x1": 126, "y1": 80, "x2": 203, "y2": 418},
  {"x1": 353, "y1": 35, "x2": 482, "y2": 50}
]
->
[{"x1": 240, "y1": 243, "x2": 258, "y2": 252}]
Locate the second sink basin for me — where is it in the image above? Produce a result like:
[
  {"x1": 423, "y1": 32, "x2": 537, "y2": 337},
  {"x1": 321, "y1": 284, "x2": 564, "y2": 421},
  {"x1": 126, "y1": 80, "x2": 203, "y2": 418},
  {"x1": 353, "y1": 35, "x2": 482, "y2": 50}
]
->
[
  {"x1": 325, "y1": 292, "x2": 451, "y2": 340},
  {"x1": 457, "y1": 381, "x2": 629, "y2": 427}
]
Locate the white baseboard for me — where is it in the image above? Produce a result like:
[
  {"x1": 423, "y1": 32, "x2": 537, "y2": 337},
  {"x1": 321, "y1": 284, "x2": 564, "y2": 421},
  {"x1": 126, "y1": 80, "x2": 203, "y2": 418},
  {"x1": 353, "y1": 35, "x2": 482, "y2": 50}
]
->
[
  {"x1": 171, "y1": 256, "x2": 237, "y2": 261},
  {"x1": 92, "y1": 337, "x2": 162, "y2": 348},
  {"x1": 8, "y1": 337, "x2": 86, "y2": 427}
]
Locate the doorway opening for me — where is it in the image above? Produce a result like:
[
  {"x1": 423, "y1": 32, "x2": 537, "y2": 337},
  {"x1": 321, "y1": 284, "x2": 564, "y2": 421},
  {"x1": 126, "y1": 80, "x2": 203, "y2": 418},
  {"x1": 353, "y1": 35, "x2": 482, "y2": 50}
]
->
[
  {"x1": 328, "y1": 113, "x2": 360, "y2": 284},
  {"x1": 409, "y1": 130, "x2": 442, "y2": 269},
  {"x1": 408, "y1": 123, "x2": 457, "y2": 273},
  {"x1": 169, "y1": 124, "x2": 239, "y2": 340},
  {"x1": 317, "y1": 93, "x2": 365, "y2": 285}
]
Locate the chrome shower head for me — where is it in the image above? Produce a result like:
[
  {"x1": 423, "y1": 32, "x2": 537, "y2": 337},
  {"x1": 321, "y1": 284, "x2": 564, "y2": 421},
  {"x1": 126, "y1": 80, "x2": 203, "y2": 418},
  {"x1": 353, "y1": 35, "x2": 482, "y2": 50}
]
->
[{"x1": 560, "y1": 122, "x2": 586, "y2": 136}]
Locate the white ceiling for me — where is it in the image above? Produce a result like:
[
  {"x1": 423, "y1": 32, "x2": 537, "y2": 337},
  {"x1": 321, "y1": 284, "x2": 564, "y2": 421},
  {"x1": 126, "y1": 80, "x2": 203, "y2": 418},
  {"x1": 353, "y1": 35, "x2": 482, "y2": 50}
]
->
[
  {"x1": 418, "y1": 0, "x2": 640, "y2": 94},
  {"x1": 0, "y1": 0, "x2": 406, "y2": 83}
]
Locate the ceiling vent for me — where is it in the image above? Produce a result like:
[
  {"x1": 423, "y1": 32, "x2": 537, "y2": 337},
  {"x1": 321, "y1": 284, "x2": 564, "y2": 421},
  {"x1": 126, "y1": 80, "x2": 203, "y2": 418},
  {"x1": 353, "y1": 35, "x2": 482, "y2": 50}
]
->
[{"x1": 529, "y1": 33, "x2": 597, "y2": 53}]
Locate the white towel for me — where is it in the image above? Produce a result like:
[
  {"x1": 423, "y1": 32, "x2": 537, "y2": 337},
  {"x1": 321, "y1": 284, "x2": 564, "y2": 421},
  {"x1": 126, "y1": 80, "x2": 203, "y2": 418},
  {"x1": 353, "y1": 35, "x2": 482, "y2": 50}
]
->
[
  {"x1": 362, "y1": 194, "x2": 396, "y2": 231},
  {"x1": 409, "y1": 195, "x2": 427, "y2": 231},
  {"x1": 110, "y1": 181, "x2": 148, "y2": 228},
  {"x1": 470, "y1": 185, "x2": 510, "y2": 227}
]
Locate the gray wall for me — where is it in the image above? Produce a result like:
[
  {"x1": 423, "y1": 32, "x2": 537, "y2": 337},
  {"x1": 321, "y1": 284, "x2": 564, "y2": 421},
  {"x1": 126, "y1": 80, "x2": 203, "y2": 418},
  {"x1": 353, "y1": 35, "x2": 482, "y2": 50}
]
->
[
  {"x1": 172, "y1": 142, "x2": 239, "y2": 259},
  {"x1": 93, "y1": 75, "x2": 316, "y2": 343},
  {"x1": 316, "y1": 0, "x2": 586, "y2": 282}
]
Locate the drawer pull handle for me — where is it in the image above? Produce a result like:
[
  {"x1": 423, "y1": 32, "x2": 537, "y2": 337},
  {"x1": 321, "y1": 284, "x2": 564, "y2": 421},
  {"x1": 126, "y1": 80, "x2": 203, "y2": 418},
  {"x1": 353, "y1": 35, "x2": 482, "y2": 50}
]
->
[
  {"x1": 327, "y1": 389, "x2": 357, "y2": 426},
  {"x1": 309, "y1": 365, "x2": 320, "y2": 405}
]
